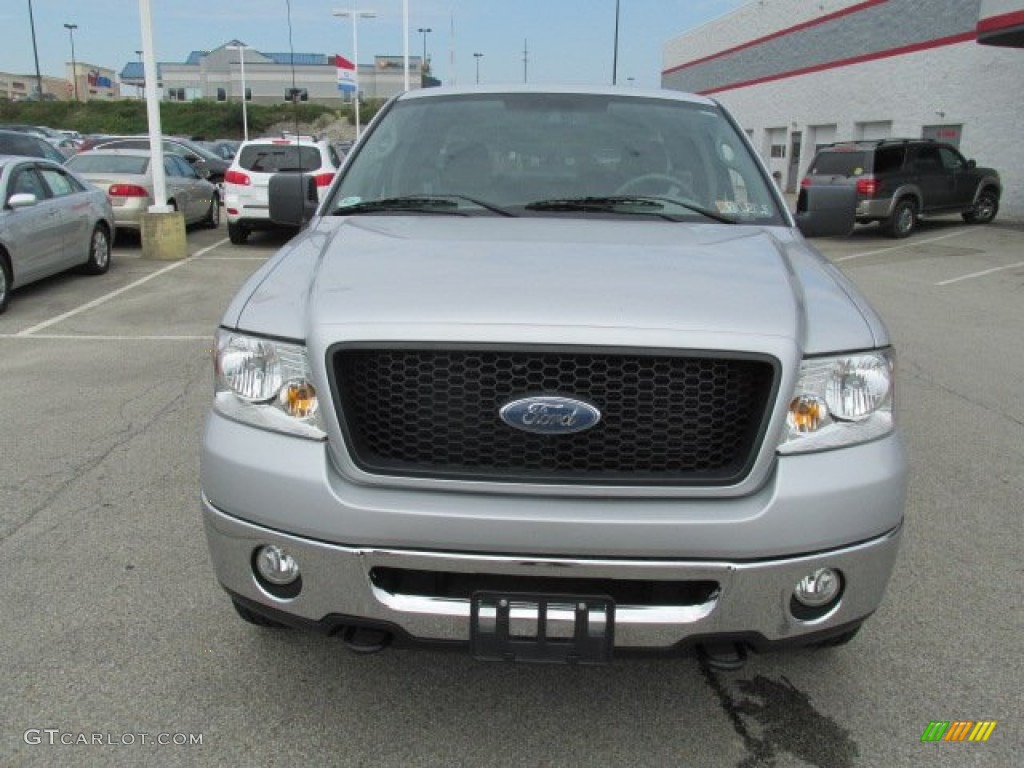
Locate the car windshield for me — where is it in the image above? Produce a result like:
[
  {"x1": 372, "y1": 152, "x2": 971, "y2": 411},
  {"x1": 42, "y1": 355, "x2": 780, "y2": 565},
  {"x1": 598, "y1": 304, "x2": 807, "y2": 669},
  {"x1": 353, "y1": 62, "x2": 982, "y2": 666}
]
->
[
  {"x1": 67, "y1": 154, "x2": 149, "y2": 174},
  {"x1": 237, "y1": 145, "x2": 322, "y2": 173},
  {"x1": 327, "y1": 91, "x2": 783, "y2": 224}
]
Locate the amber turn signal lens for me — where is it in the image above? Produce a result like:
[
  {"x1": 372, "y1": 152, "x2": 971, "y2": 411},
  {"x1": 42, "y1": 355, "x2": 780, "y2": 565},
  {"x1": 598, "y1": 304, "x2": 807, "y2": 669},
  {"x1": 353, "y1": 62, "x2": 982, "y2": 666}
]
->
[
  {"x1": 788, "y1": 395, "x2": 826, "y2": 433},
  {"x1": 280, "y1": 381, "x2": 318, "y2": 418}
]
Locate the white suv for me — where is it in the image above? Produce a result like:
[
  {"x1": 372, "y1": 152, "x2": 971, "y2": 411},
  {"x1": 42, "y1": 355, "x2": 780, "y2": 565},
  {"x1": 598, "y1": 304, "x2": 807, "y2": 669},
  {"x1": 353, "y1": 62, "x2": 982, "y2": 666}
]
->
[{"x1": 223, "y1": 135, "x2": 342, "y2": 244}]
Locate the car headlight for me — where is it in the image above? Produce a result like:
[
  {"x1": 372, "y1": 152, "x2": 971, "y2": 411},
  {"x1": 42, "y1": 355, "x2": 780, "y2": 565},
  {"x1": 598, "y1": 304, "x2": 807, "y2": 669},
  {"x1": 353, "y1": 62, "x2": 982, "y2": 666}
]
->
[
  {"x1": 778, "y1": 349, "x2": 895, "y2": 454},
  {"x1": 213, "y1": 329, "x2": 326, "y2": 440}
]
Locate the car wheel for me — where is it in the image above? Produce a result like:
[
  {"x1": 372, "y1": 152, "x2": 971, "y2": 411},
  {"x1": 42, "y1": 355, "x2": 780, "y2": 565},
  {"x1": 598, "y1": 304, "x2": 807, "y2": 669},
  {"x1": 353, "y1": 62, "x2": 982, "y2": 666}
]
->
[
  {"x1": 81, "y1": 225, "x2": 112, "y2": 275},
  {"x1": 0, "y1": 252, "x2": 11, "y2": 315},
  {"x1": 204, "y1": 195, "x2": 221, "y2": 229},
  {"x1": 883, "y1": 198, "x2": 916, "y2": 239},
  {"x1": 232, "y1": 599, "x2": 289, "y2": 628},
  {"x1": 962, "y1": 189, "x2": 999, "y2": 225},
  {"x1": 228, "y1": 222, "x2": 250, "y2": 245}
]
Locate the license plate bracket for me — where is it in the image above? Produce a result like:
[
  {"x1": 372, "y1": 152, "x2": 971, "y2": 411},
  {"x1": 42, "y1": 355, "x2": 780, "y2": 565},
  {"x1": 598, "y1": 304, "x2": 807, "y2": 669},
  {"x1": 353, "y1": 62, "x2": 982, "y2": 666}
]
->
[{"x1": 470, "y1": 592, "x2": 615, "y2": 664}]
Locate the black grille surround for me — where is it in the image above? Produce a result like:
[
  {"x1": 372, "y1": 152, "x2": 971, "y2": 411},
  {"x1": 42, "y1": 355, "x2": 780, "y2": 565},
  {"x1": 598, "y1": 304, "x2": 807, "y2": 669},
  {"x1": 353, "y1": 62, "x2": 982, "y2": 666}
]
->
[{"x1": 328, "y1": 344, "x2": 779, "y2": 486}]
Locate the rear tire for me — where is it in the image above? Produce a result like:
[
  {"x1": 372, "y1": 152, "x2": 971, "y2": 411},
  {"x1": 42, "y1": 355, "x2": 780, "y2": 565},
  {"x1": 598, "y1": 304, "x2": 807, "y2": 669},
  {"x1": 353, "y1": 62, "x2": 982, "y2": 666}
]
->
[
  {"x1": 203, "y1": 194, "x2": 221, "y2": 229},
  {"x1": 962, "y1": 189, "x2": 999, "y2": 224},
  {"x1": 228, "y1": 222, "x2": 250, "y2": 245},
  {"x1": 232, "y1": 599, "x2": 288, "y2": 628},
  {"x1": 0, "y1": 252, "x2": 12, "y2": 314},
  {"x1": 883, "y1": 198, "x2": 916, "y2": 239},
  {"x1": 81, "y1": 225, "x2": 111, "y2": 275}
]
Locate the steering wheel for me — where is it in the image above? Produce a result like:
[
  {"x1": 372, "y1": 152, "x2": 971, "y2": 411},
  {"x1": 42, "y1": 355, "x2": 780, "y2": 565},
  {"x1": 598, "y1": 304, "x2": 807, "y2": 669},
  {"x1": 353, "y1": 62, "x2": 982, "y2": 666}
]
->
[{"x1": 614, "y1": 173, "x2": 694, "y2": 199}]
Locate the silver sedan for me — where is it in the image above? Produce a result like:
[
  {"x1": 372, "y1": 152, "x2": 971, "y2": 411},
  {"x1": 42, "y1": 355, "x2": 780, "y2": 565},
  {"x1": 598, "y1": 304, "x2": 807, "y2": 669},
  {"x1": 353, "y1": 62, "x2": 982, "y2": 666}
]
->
[
  {"x1": 65, "y1": 149, "x2": 220, "y2": 232},
  {"x1": 0, "y1": 155, "x2": 115, "y2": 314}
]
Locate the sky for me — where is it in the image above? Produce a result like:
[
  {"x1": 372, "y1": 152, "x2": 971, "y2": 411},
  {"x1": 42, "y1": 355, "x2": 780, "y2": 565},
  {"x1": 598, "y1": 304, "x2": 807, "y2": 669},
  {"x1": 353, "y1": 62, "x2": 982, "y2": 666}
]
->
[{"x1": 3, "y1": 0, "x2": 749, "y2": 91}]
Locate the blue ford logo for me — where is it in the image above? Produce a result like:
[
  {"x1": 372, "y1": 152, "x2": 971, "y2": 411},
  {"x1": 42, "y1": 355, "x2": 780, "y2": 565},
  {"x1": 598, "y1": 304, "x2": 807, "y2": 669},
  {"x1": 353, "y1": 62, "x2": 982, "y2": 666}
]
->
[{"x1": 499, "y1": 396, "x2": 601, "y2": 435}]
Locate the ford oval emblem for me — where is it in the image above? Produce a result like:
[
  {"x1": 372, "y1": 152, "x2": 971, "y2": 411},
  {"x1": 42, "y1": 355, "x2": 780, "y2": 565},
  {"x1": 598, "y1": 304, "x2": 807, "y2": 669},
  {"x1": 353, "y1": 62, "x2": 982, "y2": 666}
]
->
[{"x1": 499, "y1": 396, "x2": 602, "y2": 435}]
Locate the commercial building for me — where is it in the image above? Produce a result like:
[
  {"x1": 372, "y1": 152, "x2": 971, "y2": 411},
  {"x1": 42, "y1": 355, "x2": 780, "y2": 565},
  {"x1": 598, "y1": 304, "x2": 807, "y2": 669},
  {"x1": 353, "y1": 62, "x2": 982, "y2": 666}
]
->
[
  {"x1": 119, "y1": 41, "x2": 422, "y2": 106},
  {"x1": 0, "y1": 71, "x2": 68, "y2": 101},
  {"x1": 662, "y1": 0, "x2": 1024, "y2": 219}
]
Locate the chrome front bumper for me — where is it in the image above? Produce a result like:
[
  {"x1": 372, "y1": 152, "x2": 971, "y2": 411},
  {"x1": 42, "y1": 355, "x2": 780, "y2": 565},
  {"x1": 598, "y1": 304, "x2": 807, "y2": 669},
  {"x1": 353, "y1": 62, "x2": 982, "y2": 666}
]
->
[{"x1": 203, "y1": 499, "x2": 902, "y2": 649}]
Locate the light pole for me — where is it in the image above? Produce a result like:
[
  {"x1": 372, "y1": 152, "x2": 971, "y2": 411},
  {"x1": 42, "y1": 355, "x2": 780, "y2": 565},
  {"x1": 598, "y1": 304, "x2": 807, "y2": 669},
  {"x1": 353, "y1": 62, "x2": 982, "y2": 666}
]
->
[
  {"x1": 473, "y1": 52, "x2": 483, "y2": 85},
  {"x1": 333, "y1": 9, "x2": 377, "y2": 140},
  {"x1": 135, "y1": 50, "x2": 144, "y2": 100},
  {"x1": 64, "y1": 23, "x2": 79, "y2": 101},
  {"x1": 226, "y1": 44, "x2": 250, "y2": 140},
  {"x1": 28, "y1": 1, "x2": 44, "y2": 101},
  {"x1": 417, "y1": 27, "x2": 431, "y2": 78},
  {"x1": 612, "y1": 0, "x2": 620, "y2": 85}
]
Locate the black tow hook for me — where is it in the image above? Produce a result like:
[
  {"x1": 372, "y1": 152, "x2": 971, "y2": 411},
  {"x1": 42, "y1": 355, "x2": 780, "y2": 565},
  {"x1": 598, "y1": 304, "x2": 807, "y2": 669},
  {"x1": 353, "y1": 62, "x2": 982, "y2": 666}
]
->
[
  {"x1": 340, "y1": 626, "x2": 393, "y2": 654},
  {"x1": 698, "y1": 642, "x2": 748, "y2": 671}
]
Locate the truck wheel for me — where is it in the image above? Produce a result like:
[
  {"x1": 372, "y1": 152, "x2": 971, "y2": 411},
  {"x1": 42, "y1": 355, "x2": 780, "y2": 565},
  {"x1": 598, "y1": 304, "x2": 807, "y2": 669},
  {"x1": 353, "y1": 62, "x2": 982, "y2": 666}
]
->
[
  {"x1": 232, "y1": 599, "x2": 288, "y2": 628},
  {"x1": 962, "y1": 189, "x2": 999, "y2": 224},
  {"x1": 883, "y1": 199, "x2": 916, "y2": 239},
  {"x1": 228, "y1": 222, "x2": 250, "y2": 245}
]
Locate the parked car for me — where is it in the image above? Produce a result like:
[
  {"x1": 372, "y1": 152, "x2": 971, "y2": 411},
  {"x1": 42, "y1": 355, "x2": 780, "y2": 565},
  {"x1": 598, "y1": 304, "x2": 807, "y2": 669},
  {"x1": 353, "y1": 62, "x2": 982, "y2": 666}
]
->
[
  {"x1": 800, "y1": 138, "x2": 1001, "y2": 238},
  {"x1": 201, "y1": 86, "x2": 903, "y2": 667},
  {"x1": 223, "y1": 135, "x2": 341, "y2": 244},
  {"x1": 0, "y1": 129, "x2": 68, "y2": 164},
  {"x1": 0, "y1": 156, "x2": 114, "y2": 314},
  {"x1": 78, "y1": 135, "x2": 230, "y2": 187},
  {"x1": 65, "y1": 149, "x2": 220, "y2": 232},
  {"x1": 198, "y1": 139, "x2": 241, "y2": 162}
]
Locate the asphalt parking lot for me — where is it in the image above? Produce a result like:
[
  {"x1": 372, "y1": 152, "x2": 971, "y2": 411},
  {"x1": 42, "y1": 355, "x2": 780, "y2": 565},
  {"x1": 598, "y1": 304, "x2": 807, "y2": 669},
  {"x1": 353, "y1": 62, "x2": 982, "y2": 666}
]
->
[{"x1": 2, "y1": 216, "x2": 1021, "y2": 767}]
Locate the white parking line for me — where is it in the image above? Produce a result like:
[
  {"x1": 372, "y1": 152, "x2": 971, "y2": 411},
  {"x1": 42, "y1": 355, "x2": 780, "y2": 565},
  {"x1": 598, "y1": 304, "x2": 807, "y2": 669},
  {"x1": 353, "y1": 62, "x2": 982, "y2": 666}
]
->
[
  {"x1": 15, "y1": 238, "x2": 229, "y2": 337},
  {"x1": 834, "y1": 230, "x2": 971, "y2": 262},
  {"x1": 936, "y1": 261, "x2": 1024, "y2": 286}
]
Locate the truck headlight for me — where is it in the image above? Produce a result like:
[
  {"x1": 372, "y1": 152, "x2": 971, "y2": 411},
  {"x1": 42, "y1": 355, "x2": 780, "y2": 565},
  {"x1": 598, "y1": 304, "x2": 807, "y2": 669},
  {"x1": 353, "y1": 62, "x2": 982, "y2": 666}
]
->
[
  {"x1": 778, "y1": 349, "x2": 895, "y2": 454},
  {"x1": 213, "y1": 329, "x2": 326, "y2": 440}
]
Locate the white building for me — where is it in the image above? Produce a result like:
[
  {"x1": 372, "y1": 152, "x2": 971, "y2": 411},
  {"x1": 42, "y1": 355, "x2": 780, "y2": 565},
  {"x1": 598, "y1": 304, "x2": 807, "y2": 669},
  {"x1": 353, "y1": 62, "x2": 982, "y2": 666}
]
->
[
  {"x1": 662, "y1": 0, "x2": 1024, "y2": 220},
  {"x1": 120, "y1": 41, "x2": 423, "y2": 106}
]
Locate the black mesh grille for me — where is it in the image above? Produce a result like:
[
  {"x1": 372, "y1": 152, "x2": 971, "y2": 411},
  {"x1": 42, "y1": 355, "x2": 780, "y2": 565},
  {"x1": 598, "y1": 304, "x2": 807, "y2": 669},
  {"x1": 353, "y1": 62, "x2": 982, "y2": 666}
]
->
[{"x1": 331, "y1": 346, "x2": 777, "y2": 485}]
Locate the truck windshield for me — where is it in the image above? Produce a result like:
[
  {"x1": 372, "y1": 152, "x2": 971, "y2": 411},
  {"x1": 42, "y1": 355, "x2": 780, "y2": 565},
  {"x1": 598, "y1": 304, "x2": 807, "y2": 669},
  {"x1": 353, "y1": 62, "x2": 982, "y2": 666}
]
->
[{"x1": 328, "y1": 92, "x2": 783, "y2": 224}]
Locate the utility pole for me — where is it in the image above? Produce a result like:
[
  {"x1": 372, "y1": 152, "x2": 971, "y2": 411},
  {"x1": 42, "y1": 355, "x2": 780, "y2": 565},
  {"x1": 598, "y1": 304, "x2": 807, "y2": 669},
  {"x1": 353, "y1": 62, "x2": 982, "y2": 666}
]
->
[
  {"x1": 64, "y1": 23, "x2": 79, "y2": 101},
  {"x1": 612, "y1": 0, "x2": 620, "y2": 85},
  {"x1": 522, "y1": 39, "x2": 528, "y2": 83}
]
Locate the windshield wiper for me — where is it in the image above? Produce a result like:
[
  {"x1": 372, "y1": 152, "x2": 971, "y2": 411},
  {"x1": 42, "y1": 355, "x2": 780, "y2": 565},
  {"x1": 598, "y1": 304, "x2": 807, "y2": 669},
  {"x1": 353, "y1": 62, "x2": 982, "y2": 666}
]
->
[
  {"x1": 333, "y1": 194, "x2": 516, "y2": 217},
  {"x1": 524, "y1": 196, "x2": 737, "y2": 224}
]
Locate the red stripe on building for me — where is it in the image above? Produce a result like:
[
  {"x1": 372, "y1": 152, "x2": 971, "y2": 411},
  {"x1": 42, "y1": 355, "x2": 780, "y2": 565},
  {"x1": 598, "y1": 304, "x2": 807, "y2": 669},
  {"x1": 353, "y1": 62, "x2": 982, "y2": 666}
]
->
[
  {"x1": 663, "y1": 0, "x2": 888, "y2": 75},
  {"x1": 977, "y1": 9, "x2": 1024, "y2": 32},
  {"x1": 697, "y1": 32, "x2": 976, "y2": 95}
]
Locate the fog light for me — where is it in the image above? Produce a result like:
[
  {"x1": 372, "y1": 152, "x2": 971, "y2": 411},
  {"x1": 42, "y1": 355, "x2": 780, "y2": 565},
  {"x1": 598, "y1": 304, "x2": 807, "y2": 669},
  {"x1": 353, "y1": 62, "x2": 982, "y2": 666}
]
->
[
  {"x1": 793, "y1": 568, "x2": 841, "y2": 608},
  {"x1": 255, "y1": 545, "x2": 300, "y2": 585}
]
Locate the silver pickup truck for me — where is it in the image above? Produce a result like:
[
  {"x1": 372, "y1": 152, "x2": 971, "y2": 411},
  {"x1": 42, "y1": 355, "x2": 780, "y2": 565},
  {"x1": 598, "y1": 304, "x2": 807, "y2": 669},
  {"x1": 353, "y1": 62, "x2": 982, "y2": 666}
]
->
[{"x1": 201, "y1": 85, "x2": 905, "y2": 666}]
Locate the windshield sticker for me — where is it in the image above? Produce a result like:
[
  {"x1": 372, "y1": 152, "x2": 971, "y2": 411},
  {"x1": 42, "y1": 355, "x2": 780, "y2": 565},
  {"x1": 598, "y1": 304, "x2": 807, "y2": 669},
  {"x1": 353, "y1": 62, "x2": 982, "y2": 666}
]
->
[
  {"x1": 716, "y1": 200, "x2": 740, "y2": 215},
  {"x1": 853, "y1": 167, "x2": 864, "y2": 176},
  {"x1": 338, "y1": 196, "x2": 363, "y2": 208}
]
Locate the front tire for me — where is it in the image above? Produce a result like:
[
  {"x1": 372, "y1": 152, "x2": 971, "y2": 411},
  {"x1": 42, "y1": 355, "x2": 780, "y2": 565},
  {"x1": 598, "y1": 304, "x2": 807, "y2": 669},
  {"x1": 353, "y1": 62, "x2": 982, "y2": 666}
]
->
[
  {"x1": 81, "y1": 225, "x2": 111, "y2": 275},
  {"x1": 883, "y1": 198, "x2": 916, "y2": 239},
  {"x1": 962, "y1": 189, "x2": 999, "y2": 224},
  {"x1": 228, "y1": 221, "x2": 250, "y2": 245}
]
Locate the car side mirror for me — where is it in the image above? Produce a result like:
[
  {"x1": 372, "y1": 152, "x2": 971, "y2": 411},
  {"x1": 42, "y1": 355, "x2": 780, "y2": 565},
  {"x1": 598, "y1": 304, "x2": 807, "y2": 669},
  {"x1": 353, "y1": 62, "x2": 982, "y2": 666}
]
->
[
  {"x1": 7, "y1": 192, "x2": 39, "y2": 210},
  {"x1": 967, "y1": 159, "x2": 976, "y2": 170},
  {"x1": 269, "y1": 172, "x2": 319, "y2": 227},
  {"x1": 794, "y1": 185, "x2": 856, "y2": 238}
]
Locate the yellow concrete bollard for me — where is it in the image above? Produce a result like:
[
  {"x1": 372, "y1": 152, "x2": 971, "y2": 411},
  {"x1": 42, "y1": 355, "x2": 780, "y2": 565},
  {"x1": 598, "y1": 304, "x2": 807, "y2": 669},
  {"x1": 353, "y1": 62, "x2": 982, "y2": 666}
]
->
[{"x1": 140, "y1": 211, "x2": 188, "y2": 260}]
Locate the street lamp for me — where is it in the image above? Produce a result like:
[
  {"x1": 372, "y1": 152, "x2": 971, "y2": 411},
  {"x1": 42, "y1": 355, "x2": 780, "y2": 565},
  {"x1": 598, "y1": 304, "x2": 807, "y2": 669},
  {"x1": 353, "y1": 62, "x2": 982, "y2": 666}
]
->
[
  {"x1": 417, "y1": 27, "x2": 431, "y2": 76},
  {"x1": 612, "y1": 0, "x2": 620, "y2": 85},
  {"x1": 135, "y1": 50, "x2": 144, "y2": 100},
  {"x1": 473, "y1": 52, "x2": 483, "y2": 85},
  {"x1": 64, "y1": 23, "x2": 79, "y2": 101},
  {"x1": 226, "y1": 44, "x2": 250, "y2": 141},
  {"x1": 333, "y1": 9, "x2": 377, "y2": 140},
  {"x1": 28, "y1": 1, "x2": 45, "y2": 101}
]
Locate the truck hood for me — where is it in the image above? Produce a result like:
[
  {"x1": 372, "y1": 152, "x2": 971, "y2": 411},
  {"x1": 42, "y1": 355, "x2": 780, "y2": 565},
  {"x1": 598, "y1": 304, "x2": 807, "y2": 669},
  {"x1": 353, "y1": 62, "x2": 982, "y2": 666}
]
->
[{"x1": 231, "y1": 216, "x2": 879, "y2": 353}]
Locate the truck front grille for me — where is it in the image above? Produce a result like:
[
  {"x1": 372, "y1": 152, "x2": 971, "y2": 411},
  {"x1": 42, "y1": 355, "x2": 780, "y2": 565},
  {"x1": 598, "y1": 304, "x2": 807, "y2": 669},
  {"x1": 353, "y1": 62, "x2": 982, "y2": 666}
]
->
[{"x1": 330, "y1": 345, "x2": 777, "y2": 486}]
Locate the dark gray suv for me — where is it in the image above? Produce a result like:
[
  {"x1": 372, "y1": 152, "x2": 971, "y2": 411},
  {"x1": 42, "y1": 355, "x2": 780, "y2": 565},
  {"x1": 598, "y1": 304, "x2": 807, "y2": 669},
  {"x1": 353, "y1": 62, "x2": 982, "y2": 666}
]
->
[{"x1": 801, "y1": 139, "x2": 1001, "y2": 238}]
